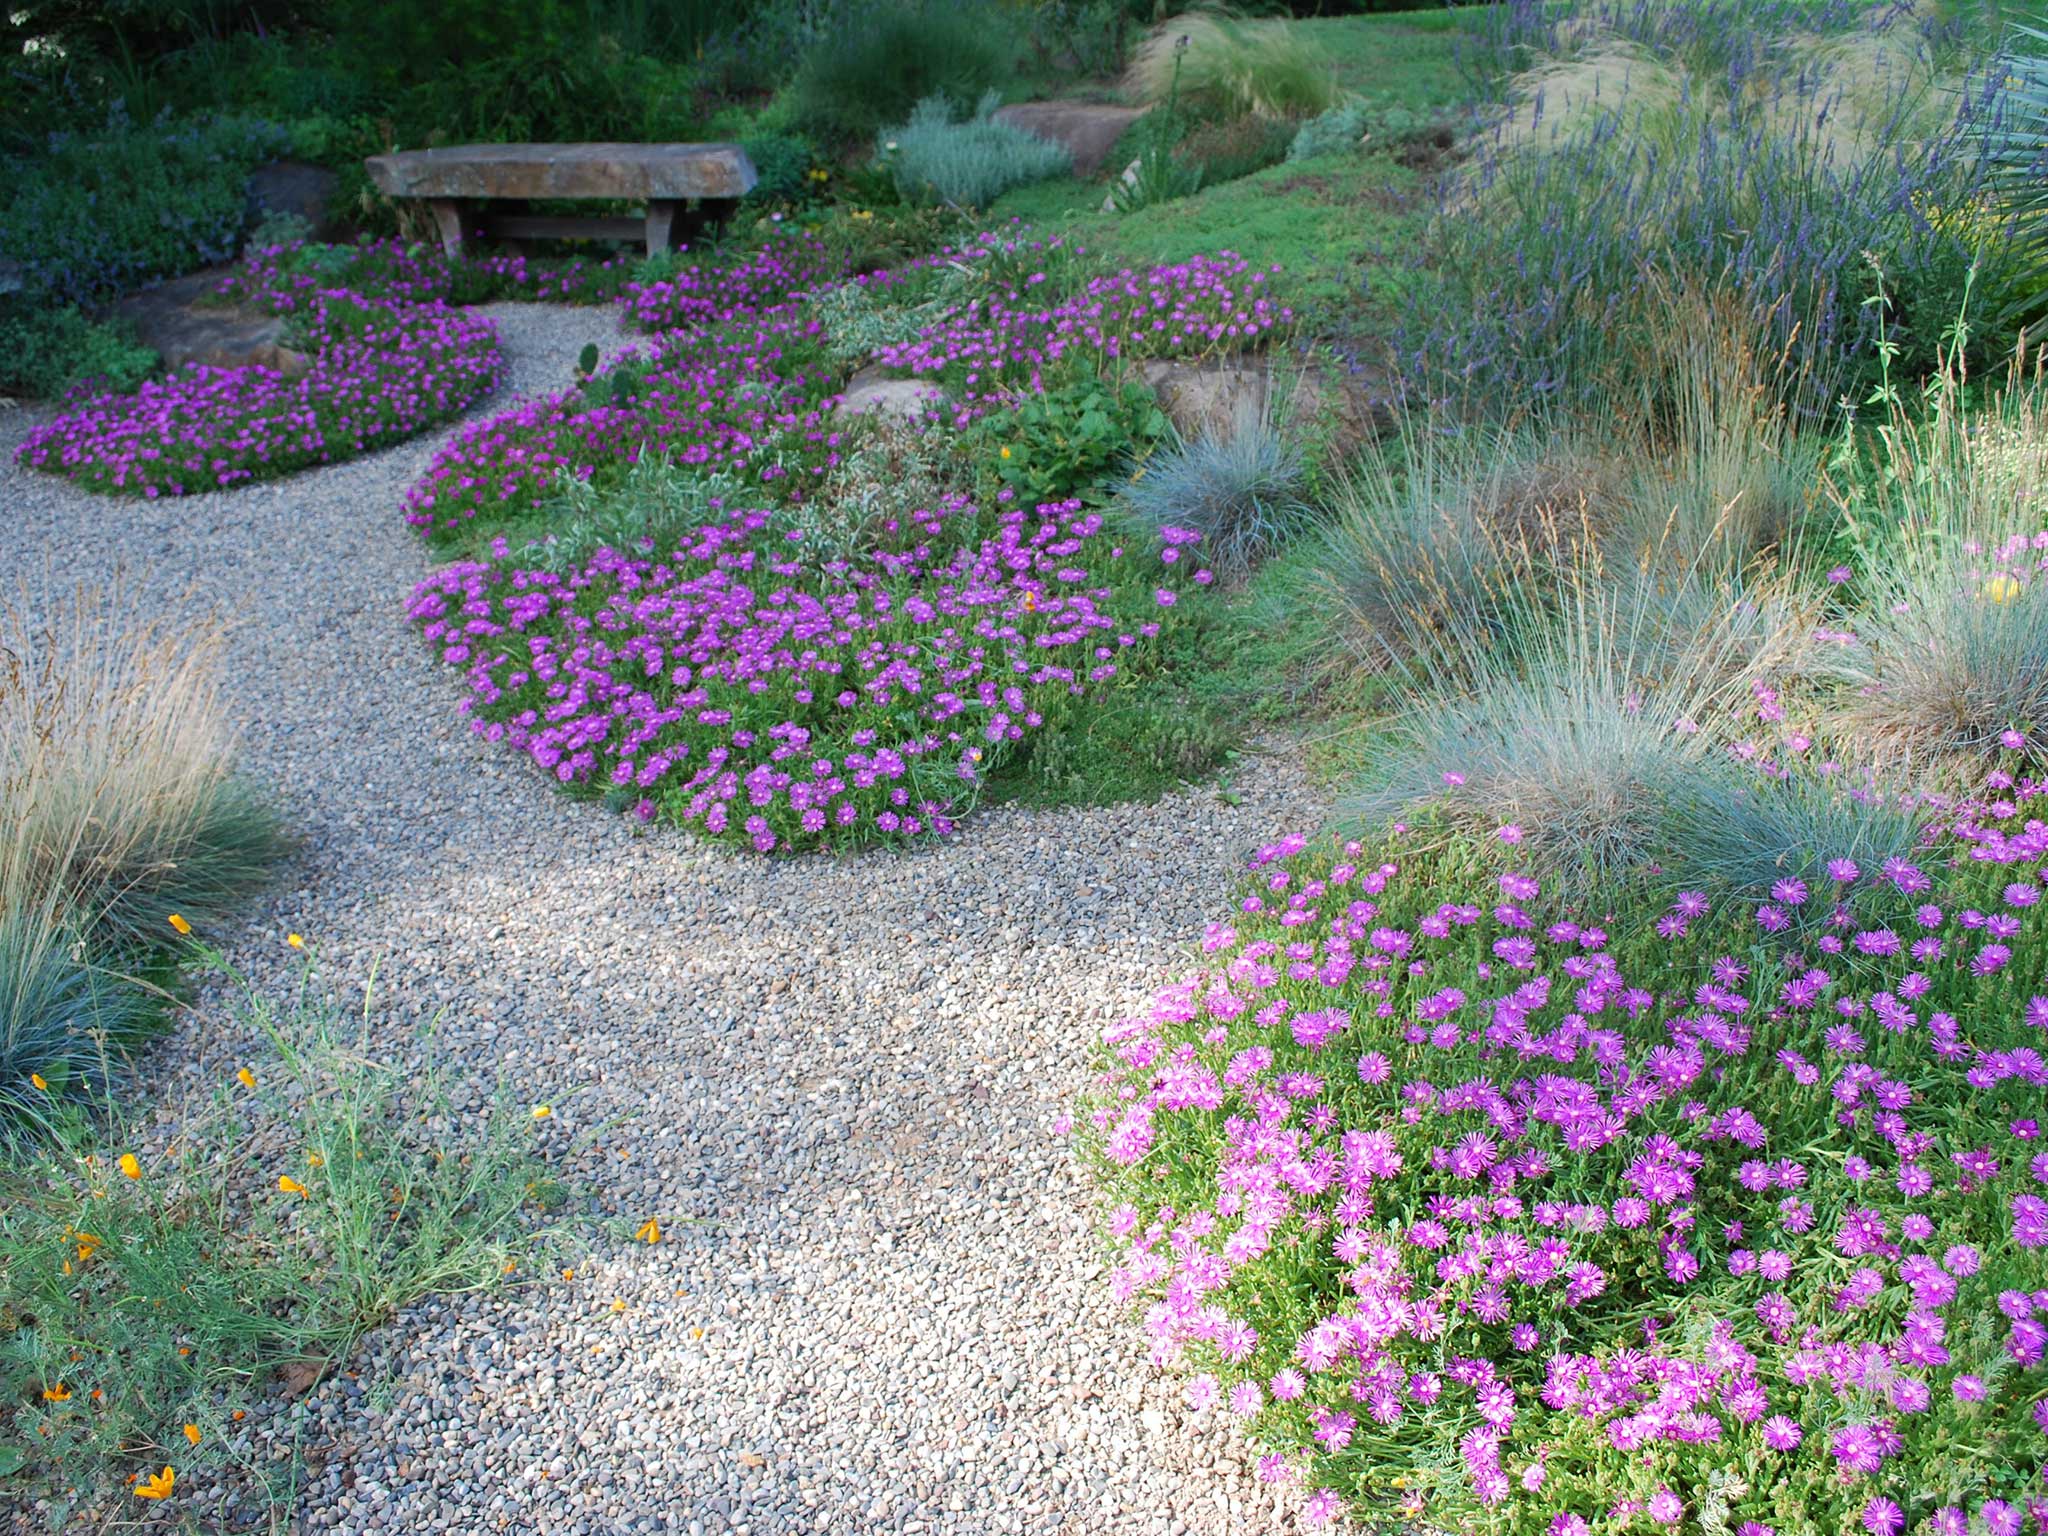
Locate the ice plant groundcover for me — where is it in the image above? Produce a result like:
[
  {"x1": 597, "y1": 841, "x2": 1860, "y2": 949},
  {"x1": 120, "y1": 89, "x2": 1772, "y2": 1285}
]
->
[
  {"x1": 411, "y1": 498, "x2": 1213, "y2": 852},
  {"x1": 406, "y1": 239, "x2": 1286, "y2": 851},
  {"x1": 13, "y1": 290, "x2": 501, "y2": 496},
  {"x1": 1084, "y1": 757, "x2": 2048, "y2": 1535}
]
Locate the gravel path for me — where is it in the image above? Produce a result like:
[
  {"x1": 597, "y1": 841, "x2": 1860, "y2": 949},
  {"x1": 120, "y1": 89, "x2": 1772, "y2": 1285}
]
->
[{"x1": 1, "y1": 305, "x2": 1323, "y2": 1536}]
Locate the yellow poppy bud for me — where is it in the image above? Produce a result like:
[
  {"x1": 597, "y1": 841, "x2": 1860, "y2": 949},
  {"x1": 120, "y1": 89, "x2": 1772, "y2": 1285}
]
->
[
  {"x1": 118, "y1": 1154, "x2": 141, "y2": 1180},
  {"x1": 287, "y1": 933, "x2": 305, "y2": 950},
  {"x1": 29, "y1": 1072, "x2": 46, "y2": 1091},
  {"x1": 278, "y1": 1176, "x2": 308, "y2": 1198},
  {"x1": 236, "y1": 1067, "x2": 256, "y2": 1090},
  {"x1": 167, "y1": 913, "x2": 192, "y2": 936},
  {"x1": 531, "y1": 1104, "x2": 552, "y2": 1120},
  {"x1": 182, "y1": 1423, "x2": 201, "y2": 1446}
]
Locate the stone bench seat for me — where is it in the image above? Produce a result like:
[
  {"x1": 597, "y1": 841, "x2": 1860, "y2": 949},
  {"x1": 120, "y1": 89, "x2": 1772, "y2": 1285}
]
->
[{"x1": 364, "y1": 143, "x2": 758, "y2": 257}]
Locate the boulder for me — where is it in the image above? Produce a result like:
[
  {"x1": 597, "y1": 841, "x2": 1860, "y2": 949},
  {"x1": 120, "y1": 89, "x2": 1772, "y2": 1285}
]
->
[
  {"x1": 1138, "y1": 354, "x2": 1396, "y2": 450},
  {"x1": 1102, "y1": 158, "x2": 1142, "y2": 213},
  {"x1": 247, "y1": 159, "x2": 345, "y2": 240},
  {"x1": 117, "y1": 270, "x2": 306, "y2": 376},
  {"x1": 835, "y1": 366, "x2": 941, "y2": 421},
  {"x1": 992, "y1": 102, "x2": 1143, "y2": 178}
]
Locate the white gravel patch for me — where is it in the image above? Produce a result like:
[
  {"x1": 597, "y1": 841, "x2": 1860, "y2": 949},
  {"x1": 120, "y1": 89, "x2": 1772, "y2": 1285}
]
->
[{"x1": 0, "y1": 304, "x2": 1326, "y2": 1535}]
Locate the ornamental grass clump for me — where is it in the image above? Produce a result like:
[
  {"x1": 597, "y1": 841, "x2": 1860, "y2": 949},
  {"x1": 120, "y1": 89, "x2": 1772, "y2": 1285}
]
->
[
  {"x1": 0, "y1": 587, "x2": 286, "y2": 949},
  {"x1": 1825, "y1": 527, "x2": 2048, "y2": 758},
  {"x1": 410, "y1": 486, "x2": 1214, "y2": 852},
  {"x1": 1657, "y1": 755, "x2": 1936, "y2": 904},
  {"x1": 0, "y1": 589, "x2": 283, "y2": 1131},
  {"x1": 1123, "y1": 405, "x2": 1315, "y2": 582},
  {"x1": 1084, "y1": 748, "x2": 2048, "y2": 1534},
  {"x1": 1298, "y1": 422, "x2": 1613, "y2": 696},
  {"x1": 0, "y1": 873, "x2": 152, "y2": 1140},
  {"x1": 1421, "y1": 1, "x2": 1995, "y2": 417},
  {"x1": 1825, "y1": 330, "x2": 2048, "y2": 760},
  {"x1": 1127, "y1": 14, "x2": 1340, "y2": 120},
  {"x1": 1343, "y1": 587, "x2": 1752, "y2": 892}
]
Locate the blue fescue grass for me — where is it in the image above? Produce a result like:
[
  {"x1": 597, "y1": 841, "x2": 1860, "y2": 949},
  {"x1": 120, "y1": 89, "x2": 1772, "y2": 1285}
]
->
[{"x1": 1122, "y1": 406, "x2": 1316, "y2": 582}]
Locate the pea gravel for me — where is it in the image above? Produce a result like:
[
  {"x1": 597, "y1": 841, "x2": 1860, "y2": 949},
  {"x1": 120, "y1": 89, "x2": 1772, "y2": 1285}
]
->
[{"x1": 0, "y1": 304, "x2": 1326, "y2": 1535}]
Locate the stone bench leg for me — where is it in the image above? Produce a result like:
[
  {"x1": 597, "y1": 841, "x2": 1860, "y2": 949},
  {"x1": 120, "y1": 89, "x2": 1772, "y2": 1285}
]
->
[
  {"x1": 646, "y1": 199, "x2": 682, "y2": 256},
  {"x1": 647, "y1": 198, "x2": 743, "y2": 256},
  {"x1": 428, "y1": 199, "x2": 482, "y2": 257}
]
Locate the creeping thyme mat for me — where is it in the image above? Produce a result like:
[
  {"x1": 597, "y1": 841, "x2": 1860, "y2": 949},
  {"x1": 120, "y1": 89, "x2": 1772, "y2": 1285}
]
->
[{"x1": 0, "y1": 304, "x2": 1322, "y2": 1534}]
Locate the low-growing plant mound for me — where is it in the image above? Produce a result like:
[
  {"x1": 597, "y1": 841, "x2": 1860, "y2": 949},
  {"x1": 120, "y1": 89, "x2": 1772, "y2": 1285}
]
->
[
  {"x1": 1083, "y1": 761, "x2": 2048, "y2": 1533},
  {"x1": 879, "y1": 92, "x2": 1072, "y2": 211},
  {"x1": 406, "y1": 239, "x2": 1286, "y2": 544},
  {"x1": 13, "y1": 291, "x2": 501, "y2": 497},
  {"x1": 410, "y1": 491, "x2": 1215, "y2": 851}
]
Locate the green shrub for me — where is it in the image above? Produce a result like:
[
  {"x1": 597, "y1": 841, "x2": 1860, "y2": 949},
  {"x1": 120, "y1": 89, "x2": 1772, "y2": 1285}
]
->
[
  {"x1": 741, "y1": 130, "x2": 823, "y2": 203},
  {"x1": 1122, "y1": 406, "x2": 1315, "y2": 580},
  {"x1": 1022, "y1": 0, "x2": 1138, "y2": 79},
  {"x1": 1286, "y1": 97, "x2": 1427, "y2": 160},
  {"x1": 0, "y1": 307, "x2": 157, "y2": 401},
  {"x1": 879, "y1": 92, "x2": 1072, "y2": 210},
  {"x1": 0, "y1": 111, "x2": 289, "y2": 308},
  {"x1": 788, "y1": 0, "x2": 1016, "y2": 146},
  {"x1": 1175, "y1": 111, "x2": 1298, "y2": 184},
  {"x1": 976, "y1": 365, "x2": 1169, "y2": 505},
  {"x1": 0, "y1": 958, "x2": 563, "y2": 1513},
  {"x1": 1287, "y1": 99, "x2": 1369, "y2": 159}
]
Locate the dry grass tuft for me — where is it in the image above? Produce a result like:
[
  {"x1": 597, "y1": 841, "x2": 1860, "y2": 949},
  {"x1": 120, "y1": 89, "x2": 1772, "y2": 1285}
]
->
[
  {"x1": 0, "y1": 584, "x2": 285, "y2": 948},
  {"x1": 1126, "y1": 11, "x2": 1339, "y2": 120}
]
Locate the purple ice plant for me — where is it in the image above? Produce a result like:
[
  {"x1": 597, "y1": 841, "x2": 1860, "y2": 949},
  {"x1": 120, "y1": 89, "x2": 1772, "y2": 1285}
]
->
[{"x1": 1084, "y1": 758, "x2": 2048, "y2": 1531}]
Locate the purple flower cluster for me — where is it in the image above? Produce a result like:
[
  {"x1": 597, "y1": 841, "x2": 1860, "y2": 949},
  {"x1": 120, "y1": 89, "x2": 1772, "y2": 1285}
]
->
[
  {"x1": 409, "y1": 496, "x2": 1213, "y2": 850},
  {"x1": 14, "y1": 290, "x2": 501, "y2": 496},
  {"x1": 217, "y1": 237, "x2": 637, "y2": 314},
  {"x1": 1088, "y1": 761, "x2": 2048, "y2": 1532},
  {"x1": 620, "y1": 229, "x2": 851, "y2": 331},
  {"x1": 404, "y1": 240, "x2": 1282, "y2": 538},
  {"x1": 871, "y1": 253, "x2": 1290, "y2": 400},
  {"x1": 403, "y1": 305, "x2": 839, "y2": 539}
]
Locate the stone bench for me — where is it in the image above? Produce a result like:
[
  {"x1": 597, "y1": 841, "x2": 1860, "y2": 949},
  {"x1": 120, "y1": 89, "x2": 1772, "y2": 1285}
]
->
[{"x1": 363, "y1": 143, "x2": 758, "y2": 257}]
